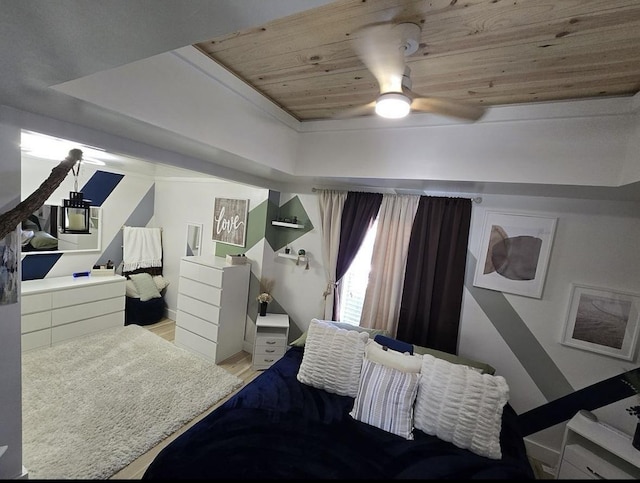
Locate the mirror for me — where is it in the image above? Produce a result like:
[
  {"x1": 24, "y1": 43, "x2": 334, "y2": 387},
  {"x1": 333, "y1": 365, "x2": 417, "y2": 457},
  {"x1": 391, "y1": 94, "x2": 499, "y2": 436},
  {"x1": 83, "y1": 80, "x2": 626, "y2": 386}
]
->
[
  {"x1": 185, "y1": 223, "x2": 202, "y2": 256},
  {"x1": 21, "y1": 204, "x2": 102, "y2": 254}
]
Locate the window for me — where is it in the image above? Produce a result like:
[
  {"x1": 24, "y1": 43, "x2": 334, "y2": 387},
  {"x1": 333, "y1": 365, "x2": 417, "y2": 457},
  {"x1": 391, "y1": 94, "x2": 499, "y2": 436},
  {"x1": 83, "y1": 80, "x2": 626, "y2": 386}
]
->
[{"x1": 338, "y1": 218, "x2": 378, "y2": 325}]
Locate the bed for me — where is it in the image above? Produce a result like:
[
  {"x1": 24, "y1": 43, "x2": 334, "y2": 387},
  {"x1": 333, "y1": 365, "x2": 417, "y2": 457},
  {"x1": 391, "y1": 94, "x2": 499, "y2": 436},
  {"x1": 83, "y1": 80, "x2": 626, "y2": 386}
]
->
[{"x1": 143, "y1": 319, "x2": 535, "y2": 480}]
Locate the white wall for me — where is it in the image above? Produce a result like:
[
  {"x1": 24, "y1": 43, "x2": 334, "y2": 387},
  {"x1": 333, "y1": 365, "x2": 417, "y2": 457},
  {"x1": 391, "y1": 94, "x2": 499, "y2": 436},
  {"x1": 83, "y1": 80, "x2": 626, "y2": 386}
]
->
[
  {"x1": 153, "y1": 176, "x2": 269, "y2": 342},
  {"x1": 0, "y1": 119, "x2": 25, "y2": 479}
]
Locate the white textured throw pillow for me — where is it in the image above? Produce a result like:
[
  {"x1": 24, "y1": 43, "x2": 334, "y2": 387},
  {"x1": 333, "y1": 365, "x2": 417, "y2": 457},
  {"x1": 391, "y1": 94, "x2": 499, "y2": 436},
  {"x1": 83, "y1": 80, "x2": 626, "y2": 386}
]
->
[
  {"x1": 350, "y1": 358, "x2": 420, "y2": 440},
  {"x1": 413, "y1": 354, "x2": 509, "y2": 459},
  {"x1": 297, "y1": 318, "x2": 369, "y2": 397},
  {"x1": 365, "y1": 340, "x2": 422, "y2": 373}
]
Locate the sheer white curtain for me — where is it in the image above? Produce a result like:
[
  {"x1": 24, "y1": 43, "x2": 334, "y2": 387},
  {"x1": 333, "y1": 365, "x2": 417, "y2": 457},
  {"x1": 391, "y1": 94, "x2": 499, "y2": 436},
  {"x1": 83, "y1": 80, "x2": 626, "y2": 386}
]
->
[
  {"x1": 359, "y1": 194, "x2": 419, "y2": 336},
  {"x1": 318, "y1": 190, "x2": 347, "y2": 320}
]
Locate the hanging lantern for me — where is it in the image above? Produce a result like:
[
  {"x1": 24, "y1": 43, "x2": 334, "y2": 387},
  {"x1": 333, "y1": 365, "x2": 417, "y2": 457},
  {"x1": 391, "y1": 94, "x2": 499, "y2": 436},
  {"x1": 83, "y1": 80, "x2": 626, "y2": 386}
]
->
[
  {"x1": 61, "y1": 191, "x2": 91, "y2": 234},
  {"x1": 60, "y1": 157, "x2": 91, "y2": 234}
]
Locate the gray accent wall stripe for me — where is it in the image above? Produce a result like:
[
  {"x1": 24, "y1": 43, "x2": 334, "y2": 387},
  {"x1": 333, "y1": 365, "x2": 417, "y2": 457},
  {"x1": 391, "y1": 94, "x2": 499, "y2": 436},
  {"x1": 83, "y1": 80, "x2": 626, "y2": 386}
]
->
[
  {"x1": 465, "y1": 252, "x2": 573, "y2": 401},
  {"x1": 96, "y1": 185, "x2": 156, "y2": 267}
]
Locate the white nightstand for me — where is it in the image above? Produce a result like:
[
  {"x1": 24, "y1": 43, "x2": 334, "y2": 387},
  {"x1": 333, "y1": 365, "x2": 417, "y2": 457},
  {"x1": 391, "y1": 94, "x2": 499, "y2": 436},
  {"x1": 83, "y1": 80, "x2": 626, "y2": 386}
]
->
[
  {"x1": 556, "y1": 411, "x2": 640, "y2": 479},
  {"x1": 253, "y1": 313, "x2": 289, "y2": 370}
]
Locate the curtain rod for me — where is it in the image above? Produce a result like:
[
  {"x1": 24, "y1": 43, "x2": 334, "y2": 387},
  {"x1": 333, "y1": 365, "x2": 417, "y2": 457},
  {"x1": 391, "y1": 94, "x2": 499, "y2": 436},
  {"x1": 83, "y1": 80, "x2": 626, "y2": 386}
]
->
[{"x1": 310, "y1": 187, "x2": 482, "y2": 204}]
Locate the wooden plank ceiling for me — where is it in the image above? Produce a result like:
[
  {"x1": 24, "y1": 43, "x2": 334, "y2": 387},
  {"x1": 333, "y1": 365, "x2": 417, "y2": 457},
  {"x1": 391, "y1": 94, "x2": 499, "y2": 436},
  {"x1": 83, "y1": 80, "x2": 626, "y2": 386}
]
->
[{"x1": 194, "y1": 0, "x2": 640, "y2": 121}]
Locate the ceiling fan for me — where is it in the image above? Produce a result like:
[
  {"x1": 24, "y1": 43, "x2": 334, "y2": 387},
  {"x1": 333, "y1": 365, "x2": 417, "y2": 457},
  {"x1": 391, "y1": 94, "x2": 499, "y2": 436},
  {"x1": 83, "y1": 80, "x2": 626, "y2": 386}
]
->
[{"x1": 338, "y1": 22, "x2": 485, "y2": 122}]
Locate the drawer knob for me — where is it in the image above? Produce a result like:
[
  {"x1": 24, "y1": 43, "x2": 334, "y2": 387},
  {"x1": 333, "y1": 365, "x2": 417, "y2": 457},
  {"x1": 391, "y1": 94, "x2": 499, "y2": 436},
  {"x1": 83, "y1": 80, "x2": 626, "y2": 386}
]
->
[
  {"x1": 266, "y1": 349, "x2": 275, "y2": 353},
  {"x1": 266, "y1": 340, "x2": 276, "y2": 344}
]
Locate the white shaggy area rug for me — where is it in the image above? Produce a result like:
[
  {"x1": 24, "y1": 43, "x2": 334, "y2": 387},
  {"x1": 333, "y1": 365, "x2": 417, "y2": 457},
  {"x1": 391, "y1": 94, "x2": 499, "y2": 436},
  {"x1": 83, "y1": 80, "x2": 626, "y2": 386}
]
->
[{"x1": 22, "y1": 325, "x2": 243, "y2": 479}]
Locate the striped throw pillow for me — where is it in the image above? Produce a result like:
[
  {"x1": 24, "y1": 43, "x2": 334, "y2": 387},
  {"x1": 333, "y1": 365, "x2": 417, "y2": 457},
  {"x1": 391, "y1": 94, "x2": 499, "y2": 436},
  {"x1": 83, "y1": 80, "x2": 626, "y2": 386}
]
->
[{"x1": 349, "y1": 358, "x2": 420, "y2": 440}]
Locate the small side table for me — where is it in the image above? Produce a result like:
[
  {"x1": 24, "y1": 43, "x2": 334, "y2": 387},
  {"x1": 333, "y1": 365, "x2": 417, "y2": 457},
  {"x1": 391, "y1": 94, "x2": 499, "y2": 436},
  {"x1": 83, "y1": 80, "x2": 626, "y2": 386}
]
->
[
  {"x1": 556, "y1": 410, "x2": 640, "y2": 479},
  {"x1": 253, "y1": 313, "x2": 290, "y2": 370}
]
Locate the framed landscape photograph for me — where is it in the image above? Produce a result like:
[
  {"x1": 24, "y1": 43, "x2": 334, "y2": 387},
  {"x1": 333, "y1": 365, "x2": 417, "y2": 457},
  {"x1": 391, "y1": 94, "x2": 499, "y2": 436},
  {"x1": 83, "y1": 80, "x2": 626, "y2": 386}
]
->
[
  {"x1": 212, "y1": 198, "x2": 248, "y2": 247},
  {"x1": 473, "y1": 211, "x2": 557, "y2": 298},
  {"x1": 561, "y1": 284, "x2": 640, "y2": 361}
]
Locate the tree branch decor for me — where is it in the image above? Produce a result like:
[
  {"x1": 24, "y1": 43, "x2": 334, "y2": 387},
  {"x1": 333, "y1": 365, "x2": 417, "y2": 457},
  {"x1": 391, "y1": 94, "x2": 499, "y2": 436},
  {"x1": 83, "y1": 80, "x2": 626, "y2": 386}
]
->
[{"x1": 0, "y1": 149, "x2": 83, "y2": 240}]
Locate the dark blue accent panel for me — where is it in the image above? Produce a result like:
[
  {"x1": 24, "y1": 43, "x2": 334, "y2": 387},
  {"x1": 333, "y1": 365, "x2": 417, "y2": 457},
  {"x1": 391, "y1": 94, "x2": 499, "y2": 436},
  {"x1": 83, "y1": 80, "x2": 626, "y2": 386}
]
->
[
  {"x1": 374, "y1": 334, "x2": 414, "y2": 354},
  {"x1": 517, "y1": 367, "x2": 640, "y2": 436},
  {"x1": 22, "y1": 253, "x2": 63, "y2": 280},
  {"x1": 81, "y1": 171, "x2": 124, "y2": 207}
]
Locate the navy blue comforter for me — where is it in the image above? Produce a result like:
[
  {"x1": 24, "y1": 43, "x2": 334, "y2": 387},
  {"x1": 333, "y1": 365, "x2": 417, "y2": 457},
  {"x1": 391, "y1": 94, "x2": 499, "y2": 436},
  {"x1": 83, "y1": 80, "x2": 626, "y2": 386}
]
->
[{"x1": 143, "y1": 347, "x2": 535, "y2": 479}]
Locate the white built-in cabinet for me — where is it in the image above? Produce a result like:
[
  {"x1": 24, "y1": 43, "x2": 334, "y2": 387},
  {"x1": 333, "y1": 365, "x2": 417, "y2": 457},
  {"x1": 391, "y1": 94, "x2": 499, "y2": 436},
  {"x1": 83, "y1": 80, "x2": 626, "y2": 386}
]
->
[
  {"x1": 174, "y1": 256, "x2": 250, "y2": 364},
  {"x1": 21, "y1": 275, "x2": 126, "y2": 352}
]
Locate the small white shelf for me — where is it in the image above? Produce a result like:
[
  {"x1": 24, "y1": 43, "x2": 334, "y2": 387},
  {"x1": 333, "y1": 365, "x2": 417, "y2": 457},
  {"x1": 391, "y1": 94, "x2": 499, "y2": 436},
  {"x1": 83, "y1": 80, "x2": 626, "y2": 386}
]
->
[
  {"x1": 271, "y1": 221, "x2": 305, "y2": 229},
  {"x1": 278, "y1": 252, "x2": 308, "y2": 262}
]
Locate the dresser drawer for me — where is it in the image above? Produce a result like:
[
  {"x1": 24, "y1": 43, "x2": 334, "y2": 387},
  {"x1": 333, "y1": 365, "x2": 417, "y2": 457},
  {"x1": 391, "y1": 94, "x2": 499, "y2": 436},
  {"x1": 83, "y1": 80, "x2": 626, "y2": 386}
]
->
[
  {"x1": 174, "y1": 326, "x2": 218, "y2": 362},
  {"x1": 22, "y1": 329, "x2": 52, "y2": 352},
  {"x1": 176, "y1": 310, "x2": 219, "y2": 342},
  {"x1": 52, "y1": 296, "x2": 125, "y2": 326},
  {"x1": 51, "y1": 311, "x2": 124, "y2": 345},
  {"x1": 22, "y1": 311, "x2": 51, "y2": 334},
  {"x1": 52, "y1": 280, "x2": 125, "y2": 308},
  {"x1": 178, "y1": 277, "x2": 222, "y2": 306},
  {"x1": 180, "y1": 261, "x2": 223, "y2": 288},
  {"x1": 21, "y1": 292, "x2": 52, "y2": 315},
  {"x1": 177, "y1": 294, "x2": 220, "y2": 324}
]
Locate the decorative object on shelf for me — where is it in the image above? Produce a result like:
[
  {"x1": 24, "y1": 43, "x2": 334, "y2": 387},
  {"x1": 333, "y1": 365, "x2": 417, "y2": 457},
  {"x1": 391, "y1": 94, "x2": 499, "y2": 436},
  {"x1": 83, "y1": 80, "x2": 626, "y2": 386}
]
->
[
  {"x1": 225, "y1": 254, "x2": 247, "y2": 265},
  {"x1": 473, "y1": 211, "x2": 557, "y2": 299},
  {"x1": 296, "y1": 249, "x2": 309, "y2": 269},
  {"x1": 561, "y1": 283, "x2": 640, "y2": 361}
]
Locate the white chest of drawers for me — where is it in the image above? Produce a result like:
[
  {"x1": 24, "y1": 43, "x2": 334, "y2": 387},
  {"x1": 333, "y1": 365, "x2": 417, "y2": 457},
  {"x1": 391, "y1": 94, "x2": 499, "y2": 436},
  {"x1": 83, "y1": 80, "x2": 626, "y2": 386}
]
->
[
  {"x1": 174, "y1": 256, "x2": 250, "y2": 364},
  {"x1": 21, "y1": 275, "x2": 126, "y2": 352},
  {"x1": 253, "y1": 313, "x2": 290, "y2": 370}
]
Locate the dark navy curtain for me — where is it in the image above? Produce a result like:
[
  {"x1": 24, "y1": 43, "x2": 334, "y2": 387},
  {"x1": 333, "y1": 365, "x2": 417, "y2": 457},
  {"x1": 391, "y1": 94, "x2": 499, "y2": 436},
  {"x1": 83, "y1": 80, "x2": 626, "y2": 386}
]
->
[
  {"x1": 333, "y1": 191, "x2": 382, "y2": 320},
  {"x1": 396, "y1": 196, "x2": 471, "y2": 353}
]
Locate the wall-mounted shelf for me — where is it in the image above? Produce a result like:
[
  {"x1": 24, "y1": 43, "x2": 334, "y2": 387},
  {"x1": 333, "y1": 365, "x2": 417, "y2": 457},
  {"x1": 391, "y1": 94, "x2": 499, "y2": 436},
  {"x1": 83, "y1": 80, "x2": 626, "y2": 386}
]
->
[
  {"x1": 278, "y1": 252, "x2": 308, "y2": 262},
  {"x1": 272, "y1": 221, "x2": 305, "y2": 229}
]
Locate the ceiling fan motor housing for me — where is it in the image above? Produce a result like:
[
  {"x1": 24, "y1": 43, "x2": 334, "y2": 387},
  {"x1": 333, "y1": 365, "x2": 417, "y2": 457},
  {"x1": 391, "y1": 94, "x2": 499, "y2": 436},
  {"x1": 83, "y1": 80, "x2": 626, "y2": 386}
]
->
[{"x1": 395, "y1": 23, "x2": 421, "y2": 55}]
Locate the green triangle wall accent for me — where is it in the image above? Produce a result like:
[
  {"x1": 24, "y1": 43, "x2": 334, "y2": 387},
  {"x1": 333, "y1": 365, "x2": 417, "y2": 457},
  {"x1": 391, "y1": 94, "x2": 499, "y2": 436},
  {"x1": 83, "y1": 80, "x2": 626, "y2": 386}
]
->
[{"x1": 266, "y1": 195, "x2": 314, "y2": 252}]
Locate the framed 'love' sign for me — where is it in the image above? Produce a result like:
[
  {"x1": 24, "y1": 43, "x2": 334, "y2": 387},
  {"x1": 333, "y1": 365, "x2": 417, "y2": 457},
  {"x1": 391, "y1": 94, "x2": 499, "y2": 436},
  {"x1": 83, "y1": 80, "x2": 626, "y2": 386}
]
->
[{"x1": 212, "y1": 198, "x2": 248, "y2": 247}]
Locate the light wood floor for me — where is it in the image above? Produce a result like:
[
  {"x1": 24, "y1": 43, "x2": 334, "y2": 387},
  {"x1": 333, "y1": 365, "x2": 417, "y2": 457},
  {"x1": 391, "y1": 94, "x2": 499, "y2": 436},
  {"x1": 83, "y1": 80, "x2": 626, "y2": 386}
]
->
[{"x1": 110, "y1": 318, "x2": 260, "y2": 479}]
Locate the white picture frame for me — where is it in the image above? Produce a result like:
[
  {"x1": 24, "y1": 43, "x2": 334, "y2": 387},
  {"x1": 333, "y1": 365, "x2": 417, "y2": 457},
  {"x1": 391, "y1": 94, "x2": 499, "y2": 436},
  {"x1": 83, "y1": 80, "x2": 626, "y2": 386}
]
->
[
  {"x1": 561, "y1": 283, "x2": 640, "y2": 361},
  {"x1": 473, "y1": 211, "x2": 557, "y2": 298},
  {"x1": 212, "y1": 198, "x2": 248, "y2": 247}
]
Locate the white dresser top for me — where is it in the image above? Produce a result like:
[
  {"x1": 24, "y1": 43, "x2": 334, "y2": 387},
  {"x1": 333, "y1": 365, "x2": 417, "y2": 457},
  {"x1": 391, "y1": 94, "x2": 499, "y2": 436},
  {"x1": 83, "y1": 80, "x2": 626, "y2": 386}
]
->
[
  {"x1": 22, "y1": 275, "x2": 126, "y2": 295},
  {"x1": 181, "y1": 255, "x2": 248, "y2": 270}
]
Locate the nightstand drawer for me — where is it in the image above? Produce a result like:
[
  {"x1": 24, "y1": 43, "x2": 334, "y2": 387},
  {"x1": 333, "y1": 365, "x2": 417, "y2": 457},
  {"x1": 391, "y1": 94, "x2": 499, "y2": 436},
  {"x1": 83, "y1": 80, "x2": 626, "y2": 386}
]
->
[
  {"x1": 255, "y1": 334, "x2": 287, "y2": 349},
  {"x1": 254, "y1": 345, "x2": 286, "y2": 358},
  {"x1": 562, "y1": 444, "x2": 636, "y2": 479},
  {"x1": 253, "y1": 353, "x2": 283, "y2": 369}
]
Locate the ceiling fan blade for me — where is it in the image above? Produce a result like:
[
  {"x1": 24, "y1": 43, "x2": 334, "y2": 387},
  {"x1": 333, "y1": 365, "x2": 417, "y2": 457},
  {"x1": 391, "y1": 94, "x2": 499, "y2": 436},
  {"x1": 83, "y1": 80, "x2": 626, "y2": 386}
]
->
[
  {"x1": 352, "y1": 23, "x2": 407, "y2": 93},
  {"x1": 409, "y1": 94, "x2": 485, "y2": 121},
  {"x1": 332, "y1": 101, "x2": 377, "y2": 119}
]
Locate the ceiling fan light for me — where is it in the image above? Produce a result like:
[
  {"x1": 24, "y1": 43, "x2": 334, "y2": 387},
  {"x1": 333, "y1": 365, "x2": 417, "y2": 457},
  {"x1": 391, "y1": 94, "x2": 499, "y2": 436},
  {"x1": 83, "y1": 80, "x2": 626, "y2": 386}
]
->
[{"x1": 375, "y1": 93, "x2": 411, "y2": 119}]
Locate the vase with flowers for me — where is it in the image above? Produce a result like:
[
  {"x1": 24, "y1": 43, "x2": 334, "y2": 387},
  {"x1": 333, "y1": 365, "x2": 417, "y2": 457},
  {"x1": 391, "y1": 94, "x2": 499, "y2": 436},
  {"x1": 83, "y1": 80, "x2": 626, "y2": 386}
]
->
[{"x1": 257, "y1": 277, "x2": 275, "y2": 317}]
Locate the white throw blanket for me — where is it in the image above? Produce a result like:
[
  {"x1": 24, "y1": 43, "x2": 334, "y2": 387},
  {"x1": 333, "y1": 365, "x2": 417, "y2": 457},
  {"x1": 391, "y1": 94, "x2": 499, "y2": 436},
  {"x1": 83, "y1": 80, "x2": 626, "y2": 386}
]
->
[{"x1": 123, "y1": 226, "x2": 162, "y2": 272}]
